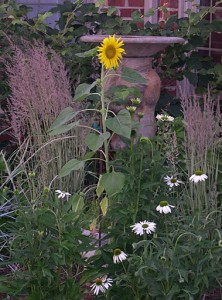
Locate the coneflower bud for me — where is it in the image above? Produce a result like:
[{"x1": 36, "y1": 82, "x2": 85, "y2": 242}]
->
[
  {"x1": 126, "y1": 106, "x2": 137, "y2": 115},
  {"x1": 28, "y1": 172, "x2": 36, "y2": 178},
  {"x1": 130, "y1": 98, "x2": 141, "y2": 106},
  {"x1": 137, "y1": 112, "x2": 144, "y2": 119},
  {"x1": 130, "y1": 129, "x2": 137, "y2": 137},
  {"x1": 140, "y1": 137, "x2": 149, "y2": 145}
]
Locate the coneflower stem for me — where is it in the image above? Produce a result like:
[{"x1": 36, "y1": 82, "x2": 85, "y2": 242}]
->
[
  {"x1": 130, "y1": 136, "x2": 135, "y2": 176},
  {"x1": 165, "y1": 214, "x2": 169, "y2": 248},
  {"x1": 134, "y1": 145, "x2": 144, "y2": 220}
]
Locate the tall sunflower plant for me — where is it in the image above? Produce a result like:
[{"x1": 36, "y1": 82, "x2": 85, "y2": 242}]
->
[{"x1": 48, "y1": 35, "x2": 147, "y2": 214}]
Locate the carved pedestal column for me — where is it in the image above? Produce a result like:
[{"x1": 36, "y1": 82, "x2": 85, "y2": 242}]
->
[{"x1": 105, "y1": 56, "x2": 161, "y2": 145}]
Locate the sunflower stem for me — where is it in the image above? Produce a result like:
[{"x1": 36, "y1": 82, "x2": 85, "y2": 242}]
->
[{"x1": 101, "y1": 65, "x2": 110, "y2": 173}]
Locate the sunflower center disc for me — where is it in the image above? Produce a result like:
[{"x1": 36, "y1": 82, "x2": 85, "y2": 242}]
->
[{"x1": 105, "y1": 45, "x2": 116, "y2": 59}]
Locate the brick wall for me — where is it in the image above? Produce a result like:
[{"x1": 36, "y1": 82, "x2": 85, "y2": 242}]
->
[
  {"x1": 106, "y1": 0, "x2": 222, "y2": 97},
  {"x1": 158, "y1": 0, "x2": 178, "y2": 21},
  {"x1": 199, "y1": 0, "x2": 222, "y2": 63},
  {"x1": 16, "y1": 0, "x2": 64, "y2": 26},
  {"x1": 107, "y1": 0, "x2": 144, "y2": 18}
]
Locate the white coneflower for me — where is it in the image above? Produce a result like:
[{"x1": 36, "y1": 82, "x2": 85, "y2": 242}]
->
[
  {"x1": 189, "y1": 170, "x2": 208, "y2": 183},
  {"x1": 55, "y1": 189, "x2": 71, "y2": 200},
  {"x1": 156, "y1": 200, "x2": 175, "y2": 214},
  {"x1": 113, "y1": 248, "x2": 127, "y2": 264},
  {"x1": 130, "y1": 220, "x2": 156, "y2": 236},
  {"x1": 102, "y1": 276, "x2": 113, "y2": 289},
  {"x1": 164, "y1": 175, "x2": 183, "y2": 188},
  {"x1": 156, "y1": 114, "x2": 174, "y2": 122},
  {"x1": 90, "y1": 276, "x2": 112, "y2": 295}
]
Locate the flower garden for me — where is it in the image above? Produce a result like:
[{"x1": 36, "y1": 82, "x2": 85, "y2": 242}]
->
[{"x1": 0, "y1": 1, "x2": 222, "y2": 299}]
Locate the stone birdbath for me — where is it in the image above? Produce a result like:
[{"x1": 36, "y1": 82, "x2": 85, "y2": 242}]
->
[{"x1": 80, "y1": 35, "x2": 185, "y2": 143}]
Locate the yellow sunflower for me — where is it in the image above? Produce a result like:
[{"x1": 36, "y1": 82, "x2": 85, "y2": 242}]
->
[{"x1": 97, "y1": 35, "x2": 125, "y2": 69}]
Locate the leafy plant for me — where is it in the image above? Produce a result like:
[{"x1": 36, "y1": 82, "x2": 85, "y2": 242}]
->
[{"x1": 0, "y1": 186, "x2": 95, "y2": 299}]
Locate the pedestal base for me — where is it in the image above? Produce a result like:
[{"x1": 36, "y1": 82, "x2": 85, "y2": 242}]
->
[{"x1": 105, "y1": 57, "x2": 161, "y2": 146}]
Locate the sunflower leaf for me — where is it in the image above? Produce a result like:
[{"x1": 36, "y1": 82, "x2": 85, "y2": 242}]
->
[
  {"x1": 100, "y1": 196, "x2": 108, "y2": 216},
  {"x1": 106, "y1": 109, "x2": 131, "y2": 138},
  {"x1": 85, "y1": 132, "x2": 110, "y2": 151},
  {"x1": 73, "y1": 82, "x2": 96, "y2": 101},
  {"x1": 100, "y1": 171, "x2": 125, "y2": 196},
  {"x1": 59, "y1": 159, "x2": 85, "y2": 178},
  {"x1": 121, "y1": 67, "x2": 148, "y2": 84},
  {"x1": 48, "y1": 107, "x2": 78, "y2": 132},
  {"x1": 48, "y1": 121, "x2": 79, "y2": 136}
]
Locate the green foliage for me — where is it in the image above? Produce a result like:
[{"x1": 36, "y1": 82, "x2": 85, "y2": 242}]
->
[
  {"x1": 100, "y1": 170, "x2": 125, "y2": 197},
  {"x1": 121, "y1": 67, "x2": 148, "y2": 84},
  {"x1": 0, "y1": 190, "x2": 93, "y2": 299},
  {"x1": 48, "y1": 107, "x2": 79, "y2": 133},
  {"x1": 1, "y1": 2, "x2": 222, "y2": 299},
  {"x1": 73, "y1": 82, "x2": 97, "y2": 101},
  {"x1": 85, "y1": 132, "x2": 110, "y2": 152},
  {"x1": 102, "y1": 215, "x2": 222, "y2": 300},
  {"x1": 106, "y1": 109, "x2": 132, "y2": 139},
  {"x1": 59, "y1": 158, "x2": 85, "y2": 178}
]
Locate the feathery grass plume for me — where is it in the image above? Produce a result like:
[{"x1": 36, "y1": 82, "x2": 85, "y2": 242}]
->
[
  {"x1": 6, "y1": 40, "x2": 87, "y2": 194},
  {"x1": 166, "y1": 131, "x2": 179, "y2": 174},
  {"x1": 181, "y1": 91, "x2": 222, "y2": 215}
]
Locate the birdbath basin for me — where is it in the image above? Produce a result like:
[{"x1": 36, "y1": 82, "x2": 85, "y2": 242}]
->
[
  {"x1": 80, "y1": 35, "x2": 185, "y2": 145},
  {"x1": 80, "y1": 35, "x2": 185, "y2": 57}
]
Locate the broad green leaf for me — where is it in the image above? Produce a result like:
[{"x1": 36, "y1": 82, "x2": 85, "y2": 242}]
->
[
  {"x1": 73, "y1": 81, "x2": 96, "y2": 101},
  {"x1": 38, "y1": 12, "x2": 53, "y2": 22},
  {"x1": 96, "y1": 175, "x2": 104, "y2": 198},
  {"x1": 75, "y1": 47, "x2": 97, "y2": 58},
  {"x1": 144, "y1": 8, "x2": 155, "y2": 17},
  {"x1": 85, "y1": 132, "x2": 110, "y2": 151},
  {"x1": 95, "y1": 0, "x2": 105, "y2": 7},
  {"x1": 100, "y1": 171, "x2": 125, "y2": 196},
  {"x1": 48, "y1": 107, "x2": 78, "y2": 132},
  {"x1": 131, "y1": 10, "x2": 143, "y2": 23},
  {"x1": 106, "y1": 109, "x2": 131, "y2": 139},
  {"x1": 59, "y1": 159, "x2": 85, "y2": 178},
  {"x1": 82, "y1": 151, "x2": 96, "y2": 160},
  {"x1": 48, "y1": 121, "x2": 79, "y2": 136},
  {"x1": 108, "y1": 85, "x2": 141, "y2": 101},
  {"x1": 121, "y1": 67, "x2": 147, "y2": 84},
  {"x1": 107, "y1": 6, "x2": 117, "y2": 16},
  {"x1": 184, "y1": 71, "x2": 198, "y2": 85},
  {"x1": 11, "y1": 19, "x2": 26, "y2": 25},
  {"x1": 159, "y1": 6, "x2": 168, "y2": 14},
  {"x1": 100, "y1": 196, "x2": 108, "y2": 216},
  {"x1": 71, "y1": 193, "x2": 84, "y2": 213}
]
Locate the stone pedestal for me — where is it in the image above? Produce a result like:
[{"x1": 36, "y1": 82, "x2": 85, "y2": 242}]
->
[{"x1": 80, "y1": 35, "x2": 185, "y2": 142}]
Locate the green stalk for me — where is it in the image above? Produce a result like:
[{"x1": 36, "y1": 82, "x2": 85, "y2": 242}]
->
[
  {"x1": 122, "y1": 262, "x2": 140, "y2": 300},
  {"x1": 197, "y1": 183, "x2": 201, "y2": 226},
  {"x1": 100, "y1": 66, "x2": 110, "y2": 173},
  {"x1": 134, "y1": 145, "x2": 144, "y2": 220},
  {"x1": 165, "y1": 215, "x2": 169, "y2": 249},
  {"x1": 130, "y1": 136, "x2": 135, "y2": 176}
]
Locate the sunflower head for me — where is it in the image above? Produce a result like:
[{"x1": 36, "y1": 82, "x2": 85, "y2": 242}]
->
[{"x1": 97, "y1": 35, "x2": 125, "y2": 69}]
